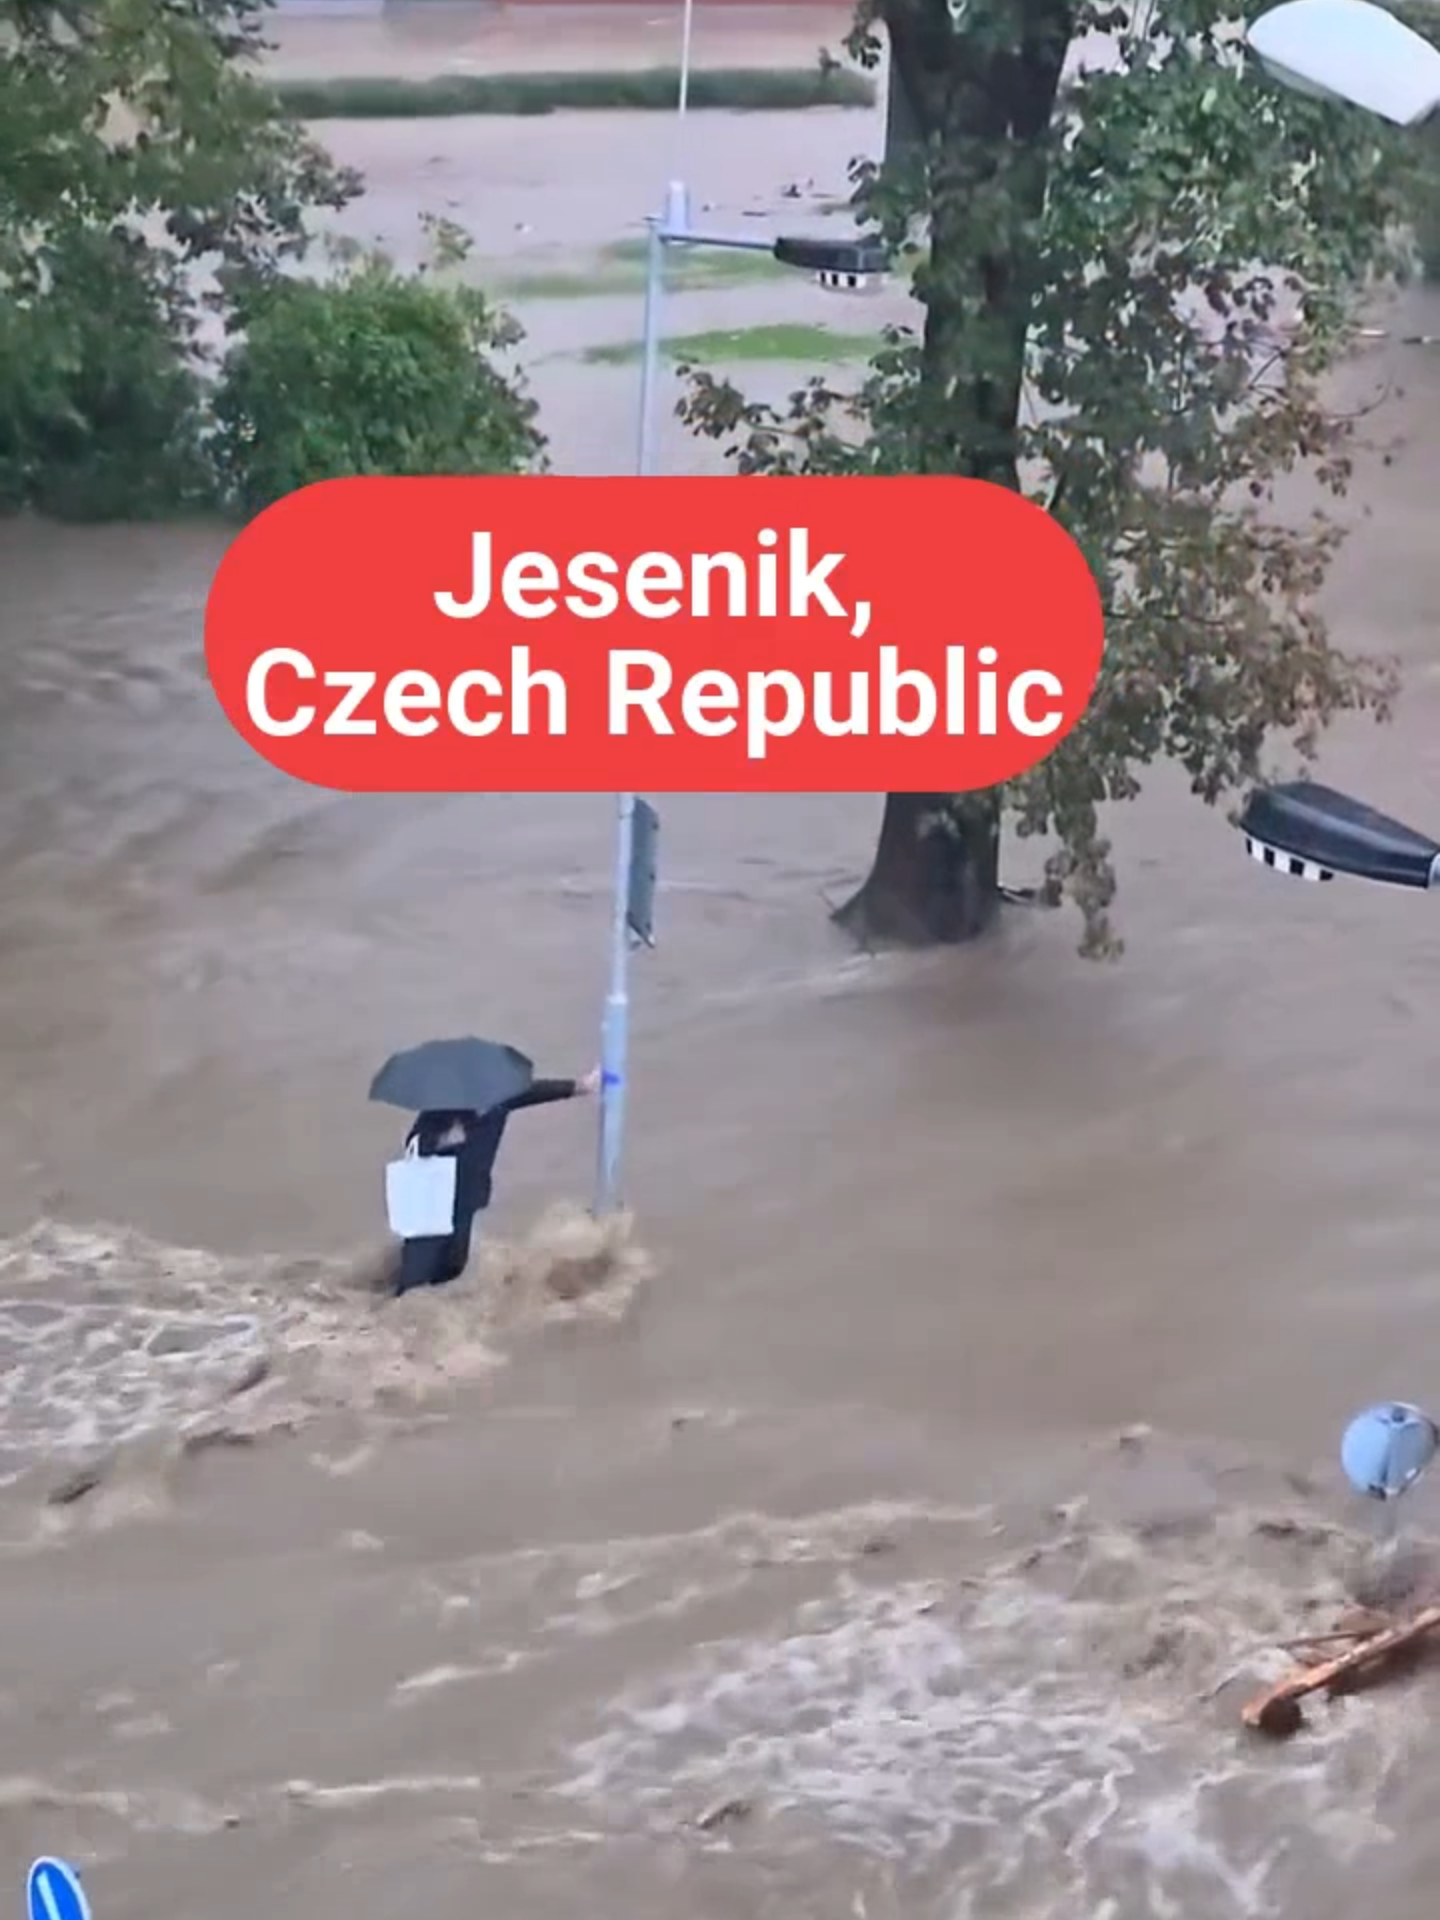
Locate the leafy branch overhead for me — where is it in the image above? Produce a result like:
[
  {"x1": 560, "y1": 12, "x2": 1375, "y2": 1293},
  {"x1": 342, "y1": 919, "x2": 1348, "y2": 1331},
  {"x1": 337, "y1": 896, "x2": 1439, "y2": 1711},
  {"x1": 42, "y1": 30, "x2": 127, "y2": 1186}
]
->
[
  {"x1": 0, "y1": 0, "x2": 357, "y2": 283},
  {"x1": 0, "y1": 0, "x2": 541, "y2": 517},
  {"x1": 682, "y1": 0, "x2": 1414, "y2": 954}
]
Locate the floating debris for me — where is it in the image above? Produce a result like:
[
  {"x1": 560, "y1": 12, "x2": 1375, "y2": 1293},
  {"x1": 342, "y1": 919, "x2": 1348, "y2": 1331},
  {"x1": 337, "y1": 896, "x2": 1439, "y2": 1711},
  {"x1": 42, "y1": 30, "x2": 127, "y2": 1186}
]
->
[
  {"x1": 1242, "y1": 1602, "x2": 1440, "y2": 1737},
  {"x1": 692, "y1": 1793, "x2": 753, "y2": 1832}
]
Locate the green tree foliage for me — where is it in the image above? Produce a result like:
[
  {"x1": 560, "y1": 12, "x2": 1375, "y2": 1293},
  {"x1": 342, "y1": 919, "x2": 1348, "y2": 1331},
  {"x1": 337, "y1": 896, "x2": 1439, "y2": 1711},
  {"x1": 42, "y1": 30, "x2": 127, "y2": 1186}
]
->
[
  {"x1": 0, "y1": 0, "x2": 542, "y2": 515},
  {"x1": 0, "y1": 0, "x2": 357, "y2": 516},
  {"x1": 1387, "y1": 2, "x2": 1440, "y2": 279},
  {"x1": 0, "y1": 228, "x2": 212, "y2": 517},
  {"x1": 212, "y1": 224, "x2": 545, "y2": 514},
  {"x1": 682, "y1": 0, "x2": 1416, "y2": 955}
]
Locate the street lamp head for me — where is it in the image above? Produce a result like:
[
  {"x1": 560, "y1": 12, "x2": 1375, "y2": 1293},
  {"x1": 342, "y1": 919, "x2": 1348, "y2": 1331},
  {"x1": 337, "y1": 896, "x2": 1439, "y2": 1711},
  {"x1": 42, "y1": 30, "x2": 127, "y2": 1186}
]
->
[
  {"x1": 1238, "y1": 780, "x2": 1440, "y2": 890},
  {"x1": 772, "y1": 234, "x2": 891, "y2": 291},
  {"x1": 1247, "y1": 0, "x2": 1440, "y2": 126}
]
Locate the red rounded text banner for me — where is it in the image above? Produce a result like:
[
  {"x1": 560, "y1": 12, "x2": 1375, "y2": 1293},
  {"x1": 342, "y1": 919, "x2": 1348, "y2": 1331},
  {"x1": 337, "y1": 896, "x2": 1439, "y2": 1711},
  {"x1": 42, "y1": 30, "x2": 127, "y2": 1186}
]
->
[{"x1": 204, "y1": 475, "x2": 1104, "y2": 794}]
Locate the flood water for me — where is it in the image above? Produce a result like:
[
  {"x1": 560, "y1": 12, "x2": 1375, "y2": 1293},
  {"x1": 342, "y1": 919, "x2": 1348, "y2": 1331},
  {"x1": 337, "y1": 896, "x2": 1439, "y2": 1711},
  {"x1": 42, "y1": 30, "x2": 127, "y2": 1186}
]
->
[{"x1": 4, "y1": 81, "x2": 1440, "y2": 1920}]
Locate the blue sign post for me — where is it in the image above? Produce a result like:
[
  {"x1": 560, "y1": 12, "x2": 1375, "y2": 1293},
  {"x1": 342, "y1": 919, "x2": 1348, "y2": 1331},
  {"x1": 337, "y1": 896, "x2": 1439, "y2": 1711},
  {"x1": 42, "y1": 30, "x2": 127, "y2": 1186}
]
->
[{"x1": 27, "y1": 1859, "x2": 92, "y2": 1920}]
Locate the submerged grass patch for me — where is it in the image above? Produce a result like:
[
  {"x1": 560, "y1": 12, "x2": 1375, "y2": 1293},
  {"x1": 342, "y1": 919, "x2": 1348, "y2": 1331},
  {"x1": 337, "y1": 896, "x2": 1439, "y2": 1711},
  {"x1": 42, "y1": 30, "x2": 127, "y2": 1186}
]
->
[
  {"x1": 275, "y1": 67, "x2": 875, "y2": 121},
  {"x1": 497, "y1": 237, "x2": 927, "y2": 305},
  {"x1": 581, "y1": 322, "x2": 885, "y2": 366},
  {"x1": 495, "y1": 238, "x2": 789, "y2": 303}
]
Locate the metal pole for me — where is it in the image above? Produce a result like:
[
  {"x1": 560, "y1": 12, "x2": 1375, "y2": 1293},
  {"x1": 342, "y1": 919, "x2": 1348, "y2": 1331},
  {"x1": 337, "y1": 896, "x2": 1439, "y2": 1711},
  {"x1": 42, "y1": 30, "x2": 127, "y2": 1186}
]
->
[
  {"x1": 609, "y1": 183, "x2": 671, "y2": 1216},
  {"x1": 637, "y1": 181, "x2": 692, "y2": 478},
  {"x1": 677, "y1": 0, "x2": 695, "y2": 121},
  {"x1": 636, "y1": 213, "x2": 665, "y2": 478},
  {"x1": 609, "y1": 173, "x2": 691, "y2": 1213},
  {"x1": 595, "y1": 792, "x2": 636, "y2": 1215}
]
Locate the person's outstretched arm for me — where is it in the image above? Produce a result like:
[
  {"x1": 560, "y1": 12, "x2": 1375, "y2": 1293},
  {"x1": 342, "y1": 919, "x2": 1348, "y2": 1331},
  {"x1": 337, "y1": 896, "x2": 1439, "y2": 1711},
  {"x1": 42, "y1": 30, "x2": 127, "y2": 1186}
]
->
[{"x1": 505, "y1": 1068, "x2": 600, "y2": 1113}]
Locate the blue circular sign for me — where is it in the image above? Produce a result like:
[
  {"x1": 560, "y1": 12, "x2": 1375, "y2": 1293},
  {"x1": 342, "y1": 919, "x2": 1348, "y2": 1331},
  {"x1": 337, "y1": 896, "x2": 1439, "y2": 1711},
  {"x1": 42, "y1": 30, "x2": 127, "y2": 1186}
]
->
[
  {"x1": 1341, "y1": 1402, "x2": 1440, "y2": 1500},
  {"x1": 27, "y1": 1860, "x2": 92, "y2": 1920}
]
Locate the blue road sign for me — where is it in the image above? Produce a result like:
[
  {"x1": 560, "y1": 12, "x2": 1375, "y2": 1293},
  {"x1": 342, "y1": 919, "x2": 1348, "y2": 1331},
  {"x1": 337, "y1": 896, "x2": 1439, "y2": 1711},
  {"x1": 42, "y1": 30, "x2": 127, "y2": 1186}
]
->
[
  {"x1": 626, "y1": 797, "x2": 660, "y2": 947},
  {"x1": 1341, "y1": 1403, "x2": 1440, "y2": 1501},
  {"x1": 27, "y1": 1860, "x2": 92, "y2": 1920}
]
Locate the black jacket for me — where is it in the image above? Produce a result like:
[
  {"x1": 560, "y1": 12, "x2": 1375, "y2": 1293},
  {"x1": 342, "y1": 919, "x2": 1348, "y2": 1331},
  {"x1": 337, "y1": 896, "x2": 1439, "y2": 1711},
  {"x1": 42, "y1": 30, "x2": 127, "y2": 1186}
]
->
[{"x1": 406, "y1": 1079, "x2": 579, "y2": 1217}]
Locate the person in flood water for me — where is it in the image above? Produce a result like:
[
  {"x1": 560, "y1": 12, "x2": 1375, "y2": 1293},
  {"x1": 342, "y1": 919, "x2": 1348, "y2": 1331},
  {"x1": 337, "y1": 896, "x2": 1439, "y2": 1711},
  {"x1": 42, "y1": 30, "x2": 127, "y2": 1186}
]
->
[{"x1": 396, "y1": 1067, "x2": 600, "y2": 1295}]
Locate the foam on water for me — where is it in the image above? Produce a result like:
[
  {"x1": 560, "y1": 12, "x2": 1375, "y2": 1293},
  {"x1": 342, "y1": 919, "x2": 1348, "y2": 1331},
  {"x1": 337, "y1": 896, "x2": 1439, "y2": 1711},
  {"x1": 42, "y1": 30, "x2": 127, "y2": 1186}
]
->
[
  {"x1": 0, "y1": 1205, "x2": 652, "y2": 1482},
  {"x1": 557, "y1": 1456, "x2": 1434, "y2": 1918},
  {"x1": 0, "y1": 1206, "x2": 1431, "y2": 1917},
  {"x1": 0, "y1": 1438, "x2": 1431, "y2": 1915}
]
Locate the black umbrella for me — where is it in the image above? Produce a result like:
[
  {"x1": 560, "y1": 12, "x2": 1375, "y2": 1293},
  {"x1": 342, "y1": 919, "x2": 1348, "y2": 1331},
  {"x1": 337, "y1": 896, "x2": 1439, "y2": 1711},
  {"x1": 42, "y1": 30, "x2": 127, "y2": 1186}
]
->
[
  {"x1": 369, "y1": 1037, "x2": 535, "y2": 1115},
  {"x1": 1240, "y1": 781, "x2": 1440, "y2": 890}
]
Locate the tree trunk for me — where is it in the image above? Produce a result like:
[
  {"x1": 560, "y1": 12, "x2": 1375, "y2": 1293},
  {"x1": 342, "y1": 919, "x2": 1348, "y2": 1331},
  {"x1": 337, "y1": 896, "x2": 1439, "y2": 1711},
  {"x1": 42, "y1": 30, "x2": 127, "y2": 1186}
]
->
[
  {"x1": 883, "y1": 44, "x2": 925, "y2": 172},
  {"x1": 847, "y1": 0, "x2": 1072, "y2": 947},
  {"x1": 884, "y1": 0, "x2": 1072, "y2": 484},
  {"x1": 834, "y1": 791, "x2": 1001, "y2": 946}
]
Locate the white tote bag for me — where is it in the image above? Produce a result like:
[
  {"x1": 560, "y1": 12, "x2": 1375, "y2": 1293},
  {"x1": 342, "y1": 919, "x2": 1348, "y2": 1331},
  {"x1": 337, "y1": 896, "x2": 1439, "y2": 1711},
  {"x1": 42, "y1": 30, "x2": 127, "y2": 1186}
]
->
[{"x1": 385, "y1": 1140, "x2": 459, "y2": 1239}]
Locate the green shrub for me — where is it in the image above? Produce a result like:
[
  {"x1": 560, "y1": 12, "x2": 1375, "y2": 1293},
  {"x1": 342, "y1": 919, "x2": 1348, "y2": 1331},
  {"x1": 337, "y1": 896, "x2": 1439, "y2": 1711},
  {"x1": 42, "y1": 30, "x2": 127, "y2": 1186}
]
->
[
  {"x1": 211, "y1": 228, "x2": 545, "y2": 513},
  {"x1": 0, "y1": 233, "x2": 210, "y2": 521}
]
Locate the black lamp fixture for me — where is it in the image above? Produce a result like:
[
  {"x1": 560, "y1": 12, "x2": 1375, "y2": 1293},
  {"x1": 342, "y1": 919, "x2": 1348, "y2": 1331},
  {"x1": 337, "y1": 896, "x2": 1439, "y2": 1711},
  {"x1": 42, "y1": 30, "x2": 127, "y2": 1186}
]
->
[
  {"x1": 771, "y1": 235, "x2": 891, "y2": 292},
  {"x1": 1239, "y1": 780, "x2": 1440, "y2": 890}
]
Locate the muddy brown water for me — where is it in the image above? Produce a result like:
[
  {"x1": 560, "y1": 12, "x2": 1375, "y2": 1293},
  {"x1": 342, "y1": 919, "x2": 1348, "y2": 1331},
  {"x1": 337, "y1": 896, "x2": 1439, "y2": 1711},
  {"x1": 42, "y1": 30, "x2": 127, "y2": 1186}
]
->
[{"x1": 5, "y1": 96, "x2": 1440, "y2": 1920}]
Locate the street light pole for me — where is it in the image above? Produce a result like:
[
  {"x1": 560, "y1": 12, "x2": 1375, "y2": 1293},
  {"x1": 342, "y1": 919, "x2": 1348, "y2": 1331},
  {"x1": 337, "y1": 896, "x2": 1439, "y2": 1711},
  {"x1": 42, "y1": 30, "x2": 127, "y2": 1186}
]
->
[
  {"x1": 599, "y1": 178, "x2": 692, "y2": 1218},
  {"x1": 637, "y1": 215, "x2": 664, "y2": 478},
  {"x1": 597, "y1": 190, "x2": 886, "y2": 1216},
  {"x1": 634, "y1": 191, "x2": 885, "y2": 477},
  {"x1": 595, "y1": 791, "x2": 636, "y2": 1216},
  {"x1": 637, "y1": 181, "x2": 692, "y2": 478},
  {"x1": 676, "y1": 0, "x2": 696, "y2": 121}
]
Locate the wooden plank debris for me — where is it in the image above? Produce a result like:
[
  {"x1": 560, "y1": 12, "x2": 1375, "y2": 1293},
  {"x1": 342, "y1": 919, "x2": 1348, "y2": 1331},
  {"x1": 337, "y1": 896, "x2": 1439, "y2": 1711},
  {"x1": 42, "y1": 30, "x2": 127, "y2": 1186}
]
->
[{"x1": 1242, "y1": 1603, "x2": 1440, "y2": 1737}]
